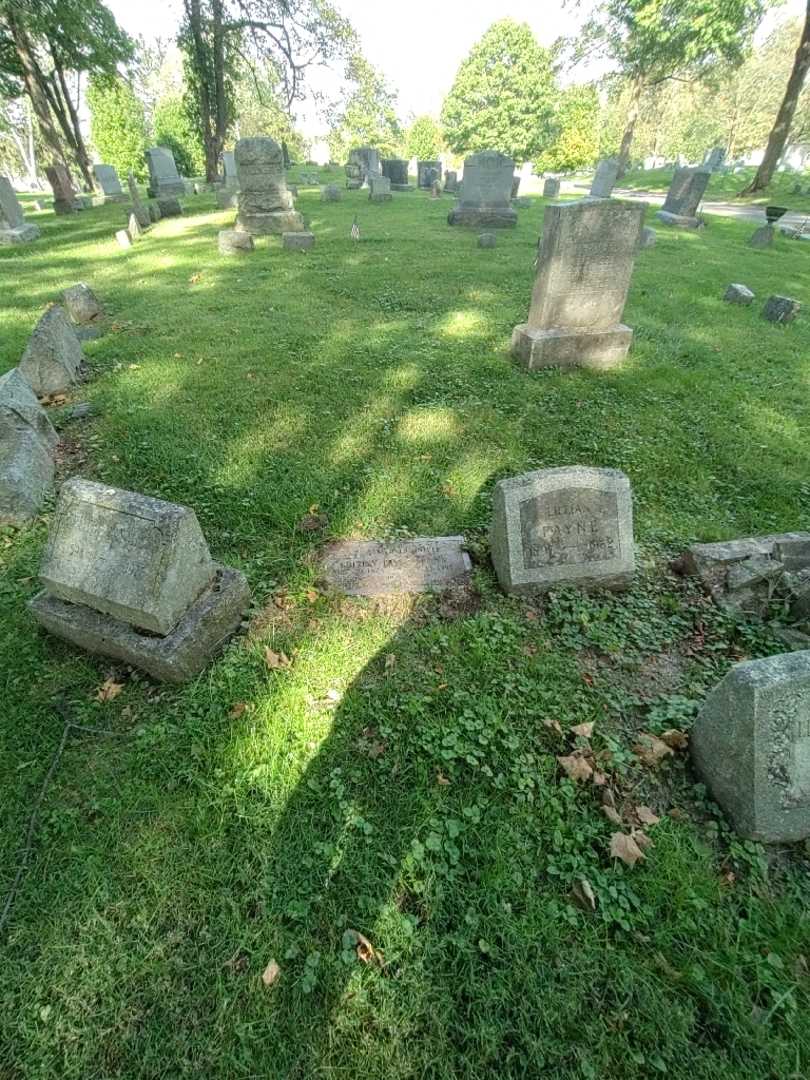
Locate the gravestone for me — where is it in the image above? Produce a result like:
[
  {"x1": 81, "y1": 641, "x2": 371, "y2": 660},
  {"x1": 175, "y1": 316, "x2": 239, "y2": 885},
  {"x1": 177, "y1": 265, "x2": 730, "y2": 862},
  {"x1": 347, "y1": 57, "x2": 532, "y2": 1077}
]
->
[
  {"x1": 146, "y1": 147, "x2": 185, "y2": 198},
  {"x1": 349, "y1": 147, "x2": 382, "y2": 187},
  {"x1": 283, "y1": 231, "x2": 315, "y2": 251},
  {"x1": 127, "y1": 172, "x2": 151, "y2": 229},
  {"x1": 30, "y1": 478, "x2": 251, "y2": 682},
  {"x1": 157, "y1": 197, "x2": 182, "y2": 217},
  {"x1": 369, "y1": 175, "x2": 392, "y2": 202},
  {"x1": 93, "y1": 164, "x2": 126, "y2": 202},
  {"x1": 321, "y1": 537, "x2": 472, "y2": 596},
  {"x1": 511, "y1": 197, "x2": 645, "y2": 371},
  {"x1": 321, "y1": 184, "x2": 342, "y2": 202},
  {"x1": 219, "y1": 229, "x2": 254, "y2": 255},
  {"x1": 444, "y1": 170, "x2": 458, "y2": 194},
  {"x1": 691, "y1": 651, "x2": 810, "y2": 842},
  {"x1": 128, "y1": 211, "x2": 144, "y2": 239},
  {"x1": 216, "y1": 189, "x2": 239, "y2": 209},
  {"x1": 223, "y1": 151, "x2": 238, "y2": 189},
  {"x1": 0, "y1": 368, "x2": 58, "y2": 526},
  {"x1": 724, "y1": 283, "x2": 754, "y2": 305},
  {"x1": 448, "y1": 151, "x2": 517, "y2": 228},
  {"x1": 543, "y1": 178, "x2": 560, "y2": 198},
  {"x1": 511, "y1": 176, "x2": 521, "y2": 199},
  {"x1": 750, "y1": 224, "x2": 774, "y2": 248},
  {"x1": 148, "y1": 203, "x2": 161, "y2": 223},
  {"x1": 345, "y1": 160, "x2": 363, "y2": 190},
  {"x1": 382, "y1": 159, "x2": 410, "y2": 190},
  {"x1": 235, "y1": 136, "x2": 303, "y2": 236},
  {"x1": 490, "y1": 467, "x2": 634, "y2": 596},
  {"x1": 418, "y1": 160, "x2": 441, "y2": 189},
  {"x1": 478, "y1": 232, "x2": 496, "y2": 249},
  {"x1": 63, "y1": 284, "x2": 102, "y2": 325},
  {"x1": 590, "y1": 158, "x2": 620, "y2": 198},
  {"x1": 116, "y1": 229, "x2": 132, "y2": 249},
  {"x1": 704, "y1": 146, "x2": 726, "y2": 171},
  {"x1": 763, "y1": 295, "x2": 801, "y2": 323},
  {"x1": 19, "y1": 306, "x2": 84, "y2": 396},
  {"x1": 657, "y1": 166, "x2": 711, "y2": 227},
  {"x1": 45, "y1": 164, "x2": 78, "y2": 214},
  {"x1": 0, "y1": 176, "x2": 40, "y2": 244},
  {"x1": 639, "y1": 226, "x2": 656, "y2": 248}
]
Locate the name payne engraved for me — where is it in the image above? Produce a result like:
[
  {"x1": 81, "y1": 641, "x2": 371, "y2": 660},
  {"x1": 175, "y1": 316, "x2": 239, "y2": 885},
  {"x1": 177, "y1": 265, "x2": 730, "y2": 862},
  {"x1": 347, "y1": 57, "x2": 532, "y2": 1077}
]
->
[
  {"x1": 788, "y1": 704, "x2": 810, "y2": 806},
  {"x1": 321, "y1": 537, "x2": 472, "y2": 596},
  {"x1": 519, "y1": 488, "x2": 620, "y2": 569}
]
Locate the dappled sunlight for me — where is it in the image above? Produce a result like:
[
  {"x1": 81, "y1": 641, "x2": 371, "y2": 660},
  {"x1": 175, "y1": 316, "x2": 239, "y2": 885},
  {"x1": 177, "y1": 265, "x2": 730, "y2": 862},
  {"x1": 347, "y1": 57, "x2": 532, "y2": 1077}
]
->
[{"x1": 396, "y1": 406, "x2": 461, "y2": 445}]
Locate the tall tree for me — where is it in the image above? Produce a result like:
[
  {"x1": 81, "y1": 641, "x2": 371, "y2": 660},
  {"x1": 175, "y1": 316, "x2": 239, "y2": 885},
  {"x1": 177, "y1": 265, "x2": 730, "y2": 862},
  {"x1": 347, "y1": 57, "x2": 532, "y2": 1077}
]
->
[
  {"x1": 326, "y1": 52, "x2": 402, "y2": 162},
  {"x1": 571, "y1": 0, "x2": 767, "y2": 174},
  {"x1": 405, "y1": 115, "x2": 443, "y2": 160},
  {"x1": 740, "y1": 0, "x2": 810, "y2": 192},
  {"x1": 441, "y1": 20, "x2": 557, "y2": 164},
  {"x1": 536, "y1": 83, "x2": 600, "y2": 173},
  {"x1": 87, "y1": 75, "x2": 149, "y2": 181}
]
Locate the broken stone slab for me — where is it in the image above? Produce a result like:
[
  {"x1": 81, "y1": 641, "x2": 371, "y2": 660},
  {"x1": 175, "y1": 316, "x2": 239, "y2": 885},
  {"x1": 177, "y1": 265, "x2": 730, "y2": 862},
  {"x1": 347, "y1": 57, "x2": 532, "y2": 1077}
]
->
[
  {"x1": 62, "y1": 283, "x2": 103, "y2": 325},
  {"x1": 283, "y1": 231, "x2": 314, "y2": 251},
  {"x1": 490, "y1": 466, "x2": 635, "y2": 596},
  {"x1": 320, "y1": 537, "x2": 472, "y2": 597},
  {"x1": 218, "y1": 229, "x2": 254, "y2": 255},
  {"x1": 724, "y1": 283, "x2": 754, "y2": 305},
  {"x1": 763, "y1": 295, "x2": 801, "y2": 323},
  {"x1": 655, "y1": 209, "x2": 701, "y2": 229},
  {"x1": 785, "y1": 568, "x2": 810, "y2": 620},
  {"x1": 157, "y1": 197, "x2": 183, "y2": 218},
  {"x1": 0, "y1": 367, "x2": 58, "y2": 451},
  {"x1": 639, "y1": 226, "x2": 656, "y2": 249},
  {"x1": 691, "y1": 650, "x2": 810, "y2": 842},
  {"x1": 39, "y1": 478, "x2": 216, "y2": 635},
  {"x1": 31, "y1": 564, "x2": 250, "y2": 684},
  {"x1": 478, "y1": 232, "x2": 497, "y2": 248},
  {"x1": 116, "y1": 229, "x2": 132, "y2": 249},
  {"x1": 0, "y1": 428, "x2": 55, "y2": 526},
  {"x1": 683, "y1": 533, "x2": 810, "y2": 614},
  {"x1": 750, "y1": 224, "x2": 775, "y2": 249},
  {"x1": 19, "y1": 306, "x2": 84, "y2": 396},
  {"x1": 128, "y1": 212, "x2": 145, "y2": 239},
  {"x1": 724, "y1": 554, "x2": 784, "y2": 617},
  {"x1": 217, "y1": 189, "x2": 239, "y2": 210}
]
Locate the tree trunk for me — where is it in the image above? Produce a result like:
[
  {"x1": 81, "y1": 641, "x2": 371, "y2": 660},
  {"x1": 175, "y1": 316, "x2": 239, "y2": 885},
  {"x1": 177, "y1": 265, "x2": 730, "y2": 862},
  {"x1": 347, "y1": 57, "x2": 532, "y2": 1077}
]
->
[
  {"x1": 213, "y1": 0, "x2": 227, "y2": 179},
  {"x1": 740, "y1": 0, "x2": 810, "y2": 194},
  {"x1": 54, "y1": 60, "x2": 95, "y2": 191},
  {"x1": 5, "y1": 7, "x2": 69, "y2": 172},
  {"x1": 616, "y1": 77, "x2": 643, "y2": 180},
  {"x1": 185, "y1": 0, "x2": 219, "y2": 182}
]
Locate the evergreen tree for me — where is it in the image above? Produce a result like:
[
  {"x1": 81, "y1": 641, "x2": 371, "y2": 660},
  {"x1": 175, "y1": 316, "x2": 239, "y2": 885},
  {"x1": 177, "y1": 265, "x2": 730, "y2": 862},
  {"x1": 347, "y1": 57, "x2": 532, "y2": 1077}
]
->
[
  {"x1": 87, "y1": 75, "x2": 149, "y2": 181},
  {"x1": 153, "y1": 93, "x2": 205, "y2": 176},
  {"x1": 405, "y1": 115, "x2": 443, "y2": 160},
  {"x1": 536, "y1": 84, "x2": 599, "y2": 173}
]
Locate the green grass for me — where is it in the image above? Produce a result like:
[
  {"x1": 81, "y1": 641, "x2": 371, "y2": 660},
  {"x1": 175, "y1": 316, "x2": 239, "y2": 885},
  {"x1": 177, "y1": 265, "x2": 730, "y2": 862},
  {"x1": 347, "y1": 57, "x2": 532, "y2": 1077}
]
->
[
  {"x1": 2, "y1": 166, "x2": 810, "y2": 1078},
  {"x1": 619, "y1": 164, "x2": 810, "y2": 214}
]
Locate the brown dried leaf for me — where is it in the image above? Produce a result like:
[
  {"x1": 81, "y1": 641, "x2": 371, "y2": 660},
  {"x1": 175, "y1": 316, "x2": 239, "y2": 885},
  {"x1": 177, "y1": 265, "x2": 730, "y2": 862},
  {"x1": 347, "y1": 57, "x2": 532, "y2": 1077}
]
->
[
  {"x1": 602, "y1": 805, "x2": 623, "y2": 826},
  {"x1": 635, "y1": 805, "x2": 660, "y2": 827},
  {"x1": 633, "y1": 733, "x2": 675, "y2": 767},
  {"x1": 570, "y1": 877, "x2": 597, "y2": 912},
  {"x1": 347, "y1": 929, "x2": 382, "y2": 966},
  {"x1": 571, "y1": 722, "x2": 595, "y2": 739},
  {"x1": 264, "y1": 648, "x2": 291, "y2": 670},
  {"x1": 591, "y1": 770, "x2": 608, "y2": 787},
  {"x1": 96, "y1": 677, "x2": 124, "y2": 703},
  {"x1": 543, "y1": 718, "x2": 563, "y2": 735},
  {"x1": 297, "y1": 512, "x2": 329, "y2": 533},
  {"x1": 229, "y1": 702, "x2": 248, "y2": 719},
  {"x1": 660, "y1": 729, "x2": 689, "y2": 751},
  {"x1": 436, "y1": 772, "x2": 451, "y2": 785},
  {"x1": 189, "y1": 272, "x2": 202, "y2": 284},
  {"x1": 261, "y1": 959, "x2": 281, "y2": 987},
  {"x1": 610, "y1": 831, "x2": 646, "y2": 866},
  {"x1": 557, "y1": 754, "x2": 594, "y2": 783},
  {"x1": 384, "y1": 653, "x2": 397, "y2": 671},
  {"x1": 633, "y1": 829, "x2": 654, "y2": 852}
]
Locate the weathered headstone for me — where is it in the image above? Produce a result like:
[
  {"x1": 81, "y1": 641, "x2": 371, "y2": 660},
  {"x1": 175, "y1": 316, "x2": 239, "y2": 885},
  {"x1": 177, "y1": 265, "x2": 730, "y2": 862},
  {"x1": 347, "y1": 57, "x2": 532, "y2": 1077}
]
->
[
  {"x1": 146, "y1": 147, "x2": 185, "y2": 198},
  {"x1": 763, "y1": 295, "x2": 801, "y2": 323},
  {"x1": 639, "y1": 226, "x2": 656, "y2": 248},
  {"x1": 93, "y1": 164, "x2": 126, "y2": 202},
  {"x1": 511, "y1": 176, "x2": 521, "y2": 199},
  {"x1": 321, "y1": 184, "x2": 342, "y2": 202},
  {"x1": 0, "y1": 368, "x2": 58, "y2": 526},
  {"x1": 511, "y1": 198, "x2": 645, "y2": 371},
  {"x1": 148, "y1": 203, "x2": 161, "y2": 223},
  {"x1": 45, "y1": 164, "x2": 78, "y2": 214},
  {"x1": 222, "y1": 151, "x2": 238, "y2": 190},
  {"x1": 543, "y1": 178, "x2": 560, "y2": 198},
  {"x1": 321, "y1": 537, "x2": 472, "y2": 596},
  {"x1": 157, "y1": 197, "x2": 183, "y2": 217},
  {"x1": 657, "y1": 166, "x2": 711, "y2": 227},
  {"x1": 19, "y1": 306, "x2": 84, "y2": 396},
  {"x1": 115, "y1": 229, "x2": 132, "y2": 249},
  {"x1": 235, "y1": 136, "x2": 303, "y2": 236},
  {"x1": 126, "y1": 172, "x2": 151, "y2": 229},
  {"x1": 704, "y1": 146, "x2": 726, "y2": 171},
  {"x1": 30, "y1": 478, "x2": 251, "y2": 682},
  {"x1": 128, "y1": 211, "x2": 144, "y2": 239},
  {"x1": 283, "y1": 231, "x2": 315, "y2": 251},
  {"x1": 418, "y1": 160, "x2": 441, "y2": 189},
  {"x1": 63, "y1": 284, "x2": 103, "y2": 325},
  {"x1": 345, "y1": 160, "x2": 363, "y2": 190},
  {"x1": 382, "y1": 159, "x2": 410, "y2": 190},
  {"x1": 216, "y1": 189, "x2": 239, "y2": 209},
  {"x1": 0, "y1": 176, "x2": 40, "y2": 244},
  {"x1": 448, "y1": 151, "x2": 517, "y2": 228},
  {"x1": 349, "y1": 147, "x2": 382, "y2": 187},
  {"x1": 490, "y1": 466, "x2": 635, "y2": 596},
  {"x1": 750, "y1": 224, "x2": 774, "y2": 249},
  {"x1": 219, "y1": 229, "x2": 254, "y2": 255},
  {"x1": 691, "y1": 651, "x2": 810, "y2": 842},
  {"x1": 369, "y1": 175, "x2": 392, "y2": 202},
  {"x1": 478, "y1": 232, "x2": 496, "y2": 249},
  {"x1": 590, "y1": 158, "x2": 620, "y2": 198},
  {"x1": 444, "y1": 170, "x2": 458, "y2": 194},
  {"x1": 724, "y1": 283, "x2": 754, "y2": 305}
]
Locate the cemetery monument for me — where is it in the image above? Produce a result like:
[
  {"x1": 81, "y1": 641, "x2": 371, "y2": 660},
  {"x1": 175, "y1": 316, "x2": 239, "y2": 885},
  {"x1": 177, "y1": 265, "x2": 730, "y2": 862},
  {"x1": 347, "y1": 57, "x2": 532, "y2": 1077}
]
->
[
  {"x1": 0, "y1": 176, "x2": 40, "y2": 244},
  {"x1": 447, "y1": 151, "x2": 517, "y2": 228},
  {"x1": 235, "y1": 137, "x2": 303, "y2": 236}
]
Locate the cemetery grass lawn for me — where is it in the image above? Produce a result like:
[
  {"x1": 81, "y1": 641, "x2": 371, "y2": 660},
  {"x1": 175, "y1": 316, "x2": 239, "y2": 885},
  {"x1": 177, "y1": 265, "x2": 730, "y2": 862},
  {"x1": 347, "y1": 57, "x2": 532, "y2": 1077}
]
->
[
  {"x1": 2, "y1": 171, "x2": 810, "y2": 1079},
  {"x1": 619, "y1": 164, "x2": 810, "y2": 214}
]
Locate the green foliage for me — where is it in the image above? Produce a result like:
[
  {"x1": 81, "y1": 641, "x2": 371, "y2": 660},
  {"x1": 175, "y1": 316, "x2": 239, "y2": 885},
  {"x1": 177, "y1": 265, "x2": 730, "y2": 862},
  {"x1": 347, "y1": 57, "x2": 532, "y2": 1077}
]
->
[
  {"x1": 405, "y1": 115, "x2": 443, "y2": 160},
  {"x1": 536, "y1": 84, "x2": 600, "y2": 173},
  {"x1": 87, "y1": 76, "x2": 149, "y2": 182},
  {"x1": 153, "y1": 93, "x2": 204, "y2": 177},
  {"x1": 441, "y1": 19, "x2": 557, "y2": 163},
  {"x1": 327, "y1": 52, "x2": 402, "y2": 162},
  {"x1": 232, "y1": 62, "x2": 307, "y2": 160}
]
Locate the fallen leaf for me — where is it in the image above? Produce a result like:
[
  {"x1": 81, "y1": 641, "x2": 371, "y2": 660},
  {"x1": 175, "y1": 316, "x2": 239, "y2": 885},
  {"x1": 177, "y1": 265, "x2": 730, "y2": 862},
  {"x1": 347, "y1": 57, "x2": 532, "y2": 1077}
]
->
[
  {"x1": 633, "y1": 830, "x2": 654, "y2": 852},
  {"x1": 96, "y1": 677, "x2": 124, "y2": 703},
  {"x1": 591, "y1": 770, "x2": 608, "y2": 787},
  {"x1": 581, "y1": 672, "x2": 594, "y2": 687},
  {"x1": 633, "y1": 733, "x2": 675, "y2": 767},
  {"x1": 570, "y1": 878, "x2": 597, "y2": 912},
  {"x1": 189, "y1": 272, "x2": 202, "y2": 284},
  {"x1": 384, "y1": 653, "x2": 397, "y2": 670},
  {"x1": 304, "y1": 589, "x2": 318, "y2": 603},
  {"x1": 297, "y1": 512, "x2": 328, "y2": 532},
  {"x1": 543, "y1": 718, "x2": 563, "y2": 735},
  {"x1": 602, "y1": 805, "x2": 623, "y2": 826},
  {"x1": 229, "y1": 702, "x2": 248, "y2": 719},
  {"x1": 345, "y1": 929, "x2": 382, "y2": 965},
  {"x1": 635, "y1": 805, "x2": 660, "y2": 827},
  {"x1": 436, "y1": 772, "x2": 451, "y2": 785},
  {"x1": 557, "y1": 754, "x2": 594, "y2": 782},
  {"x1": 571, "y1": 722, "x2": 594, "y2": 739},
  {"x1": 660, "y1": 729, "x2": 689, "y2": 751},
  {"x1": 610, "y1": 831, "x2": 646, "y2": 867},
  {"x1": 264, "y1": 648, "x2": 291, "y2": 670},
  {"x1": 262, "y1": 959, "x2": 280, "y2": 987}
]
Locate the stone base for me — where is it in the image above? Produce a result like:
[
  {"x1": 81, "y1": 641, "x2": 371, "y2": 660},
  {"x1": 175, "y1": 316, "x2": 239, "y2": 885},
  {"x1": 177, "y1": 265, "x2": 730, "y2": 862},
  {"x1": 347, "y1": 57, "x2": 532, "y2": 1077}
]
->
[
  {"x1": 148, "y1": 181, "x2": 186, "y2": 199},
  {"x1": 369, "y1": 193, "x2": 393, "y2": 202},
  {"x1": 346, "y1": 180, "x2": 362, "y2": 190},
  {"x1": 391, "y1": 184, "x2": 412, "y2": 192},
  {"x1": 511, "y1": 323, "x2": 633, "y2": 371},
  {"x1": 447, "y1": 206, "x2": 517, "y2": 228},
  {"x1": 219, "y1": 229, "x2": 254, "y2": 255},
  {"x1": 30, "y1": 565, "x2": 251, "y2": 683},
  {"x1": 237, "y1": 210, "x2": 304, "y2": 236},
  {"x1": 283, "y1": 231, "x2": 315, "y2": 251},
  {"x1": 0, "y1": 224, "x2": 40, "y2": 245},
  {"x1": 655, "y1": 210, "x2": 700, "y2": 229}
]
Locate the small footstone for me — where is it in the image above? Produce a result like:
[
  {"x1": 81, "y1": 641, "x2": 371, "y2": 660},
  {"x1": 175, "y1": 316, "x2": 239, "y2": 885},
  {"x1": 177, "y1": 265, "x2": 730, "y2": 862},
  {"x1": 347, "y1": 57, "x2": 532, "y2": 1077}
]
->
[
  {"x1": 128, "y1": 212, "x2": 144, "y2": 239},
  {"x1": 0, "y1": 368, "x2": 58, "y2": 525},
  {"x1": 148, "y1": 203, "x2": 161, "y2": 223},
  {"x1": 283, "y1": 231, "x2": 314, "y2": 251},
  {"x1": 321, "y1": 184, "x2": 342, "y2": 202},
  {"x1": 724, "y1": 283, "x2": 754, "y2": 305},
  {"x1": 216, "y1": 189, "x2": 238, "y2": 210},
  {"x1": 543, "y1": 178, "x2": 560, "y2": 198},
  {"x1": 490, "y1": 466, "x2": 635, "y2": 596},
  {"x1": 691, "y1": 651, "x2": 810, "y2": 842},
  {"x1": 19, "y1": 306, "x2": 84, "y2": 396},
  {"x1": 321, "y1": 537, "x2": 472, "y2": 596},
  {"x1": 639, "y1": 226, "x2": 656, "y2": 248},
  {"x1": 749, "y1": 224, "x2": 774, "y2": 248},
  {"x1": 157, "y1": 197, "x2": 183, "y2": 217},
  {"x1": 116, "y1": 229, "x2": 132, "y2": 249},
  {"x1": 763, "y1": 295, "x2": 801, "y2": 323},
  {"x1": 218, "y1": 229, "x2": 254, "y2": 255},
  {"x1": 478, "y1": 232, "x2": 496, "y2": 248},
  {"x1": 63, "y1": 283, "x2": 102, "y2": 324}
]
